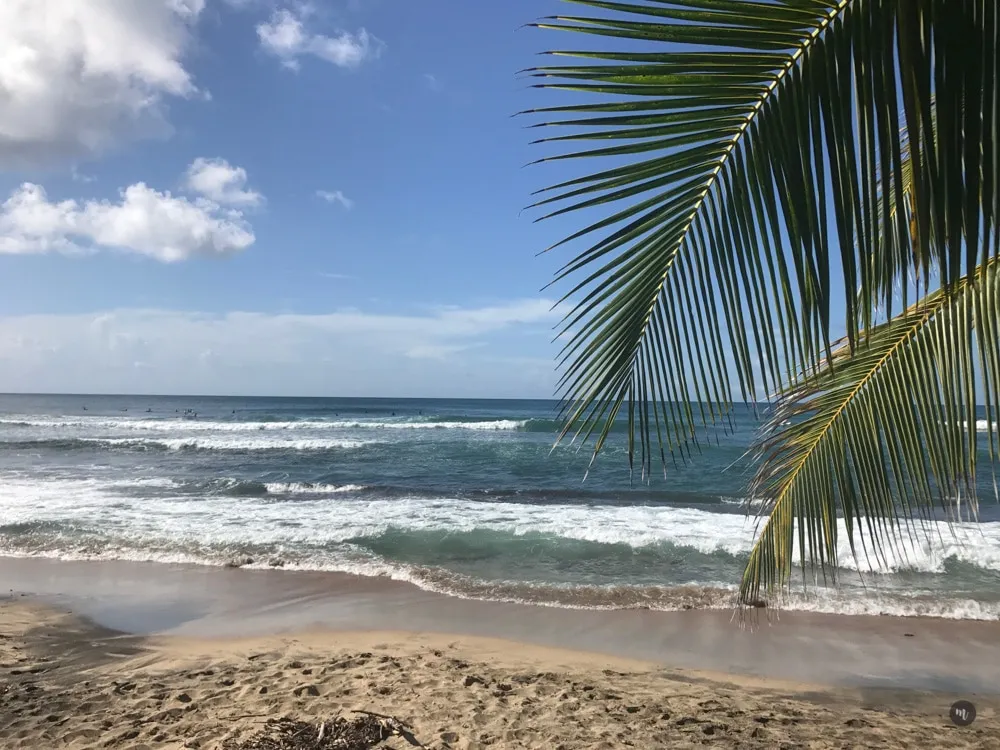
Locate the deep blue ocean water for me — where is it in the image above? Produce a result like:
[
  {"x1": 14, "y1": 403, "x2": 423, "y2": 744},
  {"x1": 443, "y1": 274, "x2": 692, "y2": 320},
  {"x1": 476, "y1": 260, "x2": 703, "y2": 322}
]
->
[{"x1": 0, "y1": 393, "x2": 998, "y2": 619}]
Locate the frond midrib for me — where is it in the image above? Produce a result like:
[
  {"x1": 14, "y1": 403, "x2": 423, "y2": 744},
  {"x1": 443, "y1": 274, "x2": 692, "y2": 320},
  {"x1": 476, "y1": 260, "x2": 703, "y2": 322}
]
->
[
  {"x1": 700, "y1": 0, "x2": 851, "y2": 199},
  {"x1": 583, "y1": 0, "x2": 853, "y2": 438},
  {"x1": 757, "y1": 305, "x2": 935, "y2": 518},
  {"x1": 739, "y1": 270, "x2": 985, "y2": 604}
]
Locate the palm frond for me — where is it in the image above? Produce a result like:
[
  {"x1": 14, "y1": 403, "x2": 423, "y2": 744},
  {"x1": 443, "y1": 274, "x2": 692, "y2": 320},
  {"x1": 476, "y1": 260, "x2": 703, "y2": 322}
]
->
[
  {"x1": 741, "y1": 255, "x2": 1000, "y2": 616},
  {"x1": 527, "y1": 0, "x2": 1000, "y2": 480}
]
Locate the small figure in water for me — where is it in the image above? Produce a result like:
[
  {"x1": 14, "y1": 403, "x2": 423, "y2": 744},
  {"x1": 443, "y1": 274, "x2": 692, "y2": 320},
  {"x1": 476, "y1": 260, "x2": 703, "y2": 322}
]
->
[
  {"x1": 82, "y1": 406, "x2": 88, "y2": 411},
  {"x1": 146, "y1": 408, "x2": 152, "y2": 413}
]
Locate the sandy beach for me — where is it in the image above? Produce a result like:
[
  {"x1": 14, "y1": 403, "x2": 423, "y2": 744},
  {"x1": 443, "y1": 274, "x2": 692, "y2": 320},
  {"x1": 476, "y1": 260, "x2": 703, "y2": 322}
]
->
[
  {"x1": 1, "y1": 560, "x2": 998, "y2": 749},
  {"x1": 1, "y1": 599, "x2": 996, "y2": 750}
]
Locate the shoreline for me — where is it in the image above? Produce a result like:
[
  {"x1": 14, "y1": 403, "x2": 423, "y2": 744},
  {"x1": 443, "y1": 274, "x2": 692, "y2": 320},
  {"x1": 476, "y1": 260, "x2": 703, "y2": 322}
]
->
[
  {"x1": 4, "y1": 556, "x2": 1000, "y2": 694},
  {"x1": 7, "y1": 549, "x2": 1000, "y2": 622},
  {"x1": 1, "y1": 598, "x2": 997, "y2": 749}
]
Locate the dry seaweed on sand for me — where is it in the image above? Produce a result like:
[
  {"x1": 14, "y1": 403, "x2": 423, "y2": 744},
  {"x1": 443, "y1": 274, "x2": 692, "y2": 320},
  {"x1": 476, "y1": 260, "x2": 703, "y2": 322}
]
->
[{"x1": 222, "y1": 711, "x2": 428, "y2": 750}]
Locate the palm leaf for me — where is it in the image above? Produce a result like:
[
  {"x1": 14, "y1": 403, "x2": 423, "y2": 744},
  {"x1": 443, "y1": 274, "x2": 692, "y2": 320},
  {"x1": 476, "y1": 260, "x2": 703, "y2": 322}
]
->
[
  {"x1": 526, "y1": 0, "x2": 1000, "y2": 483},
  {"x1": 741, "y1": 255, "x2": 1000, "y2": 617}
]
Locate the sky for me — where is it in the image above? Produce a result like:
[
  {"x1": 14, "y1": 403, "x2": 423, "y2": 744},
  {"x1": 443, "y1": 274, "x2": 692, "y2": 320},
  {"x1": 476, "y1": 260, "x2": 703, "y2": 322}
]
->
[{"x1": 0, "y1": 0, "x2": 591, "y2": 398}]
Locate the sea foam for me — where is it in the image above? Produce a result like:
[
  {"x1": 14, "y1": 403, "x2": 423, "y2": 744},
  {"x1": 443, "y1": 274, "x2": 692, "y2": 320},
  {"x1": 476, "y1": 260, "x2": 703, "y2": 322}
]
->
[
  {"x1": 0, "y1": 417, "x2": 527, "y2": 432},
  {"x1": 2, "y1": 477, "x2": 999, "y2": 575}
]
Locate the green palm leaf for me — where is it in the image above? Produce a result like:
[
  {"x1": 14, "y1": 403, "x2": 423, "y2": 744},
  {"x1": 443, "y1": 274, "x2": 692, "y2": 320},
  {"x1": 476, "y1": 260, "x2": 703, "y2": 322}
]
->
[
  {"x1": 527, "y1": 0, "x2": 1000, "y2": 612},
  {"x1": 527, "y1": 0, "x2": 998, "y2": 476},
  {"x1": 742, "y1": 256, "x2": 1000, "y2": 615}
]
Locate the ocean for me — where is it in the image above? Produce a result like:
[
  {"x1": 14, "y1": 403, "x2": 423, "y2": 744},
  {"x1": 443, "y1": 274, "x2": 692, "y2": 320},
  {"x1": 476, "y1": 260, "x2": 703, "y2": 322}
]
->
[{"x1": 1, "y1": 393, "x2": 998, "y2": 620}]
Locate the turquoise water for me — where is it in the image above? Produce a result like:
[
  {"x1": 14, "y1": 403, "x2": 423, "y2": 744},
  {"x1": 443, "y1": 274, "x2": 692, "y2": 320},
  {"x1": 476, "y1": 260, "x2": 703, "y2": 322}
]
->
[{"x1": 0, "y1": 393, "x2": 998, "y2": 619}]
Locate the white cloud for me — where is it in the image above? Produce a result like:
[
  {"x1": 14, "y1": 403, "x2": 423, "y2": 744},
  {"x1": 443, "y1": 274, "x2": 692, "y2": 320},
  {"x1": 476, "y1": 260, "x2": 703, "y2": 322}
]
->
[
  {"x1": 0, "y1": 0, "x2": 205, "y2": 167},
  {"x1": 406, "y1": 343, "x2": 478, "y2": 360},
  {"x1": 0, "y1": 301, "x2": 561, "y2": 397},
  {"x1": 186, "y1": 158, "x2": 262, "y2": 206},
  {"x1": 0, "y1": 159, "x2": 261, "y2": 262},
  {"x1": 316, "y1": 189, "x2": 354, "y2": 209},
  {"x1": 71, "y1": 168, "x2": 97, "y2": 184},
  {"x1": 423, "y1": 73, "x2": 443, "y2": 92},
  {"x1": 257, "y1": 8, "x2": 382, "y2": 70}
]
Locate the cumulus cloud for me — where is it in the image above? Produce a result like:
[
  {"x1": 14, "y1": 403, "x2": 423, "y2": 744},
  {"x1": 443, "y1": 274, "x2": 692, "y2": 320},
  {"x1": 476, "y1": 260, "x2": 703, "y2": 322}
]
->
[
  {"x1": 0, "y1": 301, "x2": 561, "y2": 397},
  {"x1": 316, "y1": 189, "x2": 354, "y2": 209},
  {"x1": 257, "y1": 8, "x2": 382, "y2": 70},
  {"x1": 186, "y1": 158, "x2": 262, "y2": 206},
  {"x1": 0, "y1": 159, "x2": 261, "y2": 262},
  {"x1": 0, "y1": 0, "x2": 205, "y2": 167}
]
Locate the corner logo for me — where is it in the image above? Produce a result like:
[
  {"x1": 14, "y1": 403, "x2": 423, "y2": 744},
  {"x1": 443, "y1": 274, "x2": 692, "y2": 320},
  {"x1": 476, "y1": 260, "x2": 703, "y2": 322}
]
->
[{"x1": 949, "y1": 700, "x2": 976, "y2": 727}]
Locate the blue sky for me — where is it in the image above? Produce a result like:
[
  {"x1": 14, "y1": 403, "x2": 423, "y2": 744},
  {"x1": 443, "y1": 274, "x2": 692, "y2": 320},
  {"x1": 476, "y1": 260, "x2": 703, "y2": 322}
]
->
[{"x1": 0, "y1": 0, "x2": 593, "y2": 398}]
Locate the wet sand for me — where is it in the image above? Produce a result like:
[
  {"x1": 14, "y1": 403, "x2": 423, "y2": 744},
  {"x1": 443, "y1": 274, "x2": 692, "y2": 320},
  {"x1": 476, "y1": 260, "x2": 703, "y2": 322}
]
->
[
  {"x1": 3, "y1": 557, "x2": 1000, "y2": 693},
  {"x1": 0, "y1": 557, "x2": 998, "y2": 748}
]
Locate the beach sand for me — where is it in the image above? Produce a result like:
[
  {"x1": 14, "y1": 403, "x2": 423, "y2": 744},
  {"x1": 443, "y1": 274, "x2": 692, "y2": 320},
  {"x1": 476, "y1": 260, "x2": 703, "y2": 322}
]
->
[{"x1": 1, "y1": 594, "x2": 997, "y2": 749}]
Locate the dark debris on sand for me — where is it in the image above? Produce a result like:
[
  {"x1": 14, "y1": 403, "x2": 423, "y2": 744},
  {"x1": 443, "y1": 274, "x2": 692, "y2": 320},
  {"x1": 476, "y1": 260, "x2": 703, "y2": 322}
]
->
[{"x1": 222, "y1": 711, "x2": 427, "y2": 750}]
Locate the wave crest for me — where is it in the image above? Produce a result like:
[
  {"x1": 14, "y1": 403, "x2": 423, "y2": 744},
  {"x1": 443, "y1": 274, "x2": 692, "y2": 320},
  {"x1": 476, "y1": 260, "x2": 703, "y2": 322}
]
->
[
  {"x1": 0, "y1": 417, "x2": 528, "y2": 432},
  {"x1": 0, "y1": 437, "x2": 377, "y2": 453}
]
